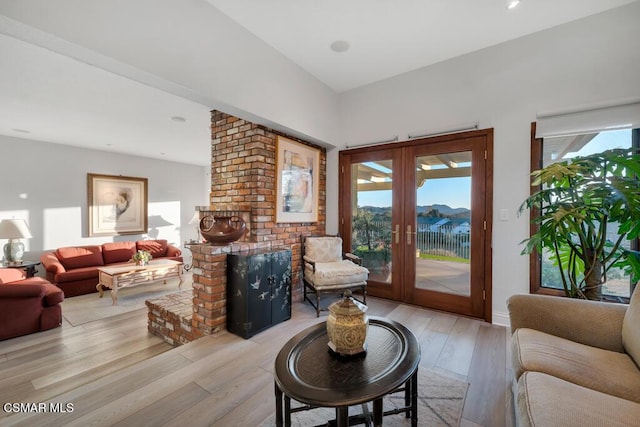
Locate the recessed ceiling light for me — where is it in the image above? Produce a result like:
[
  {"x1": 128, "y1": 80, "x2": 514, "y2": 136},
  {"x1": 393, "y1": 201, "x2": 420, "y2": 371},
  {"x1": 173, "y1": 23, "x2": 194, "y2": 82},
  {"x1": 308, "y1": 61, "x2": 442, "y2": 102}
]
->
[
  {"x1": 12, "y1": 128, "x2": 30, "y2": 133},
  {"x1": 507, "y1": 0, "x2": 521, "y2": 9},
  {"x1": 330, "y1": 40, "x2": 350, "y2": 53},
  {"x1": 171, "y1": 116, "x2": 187, "y2": 123}
]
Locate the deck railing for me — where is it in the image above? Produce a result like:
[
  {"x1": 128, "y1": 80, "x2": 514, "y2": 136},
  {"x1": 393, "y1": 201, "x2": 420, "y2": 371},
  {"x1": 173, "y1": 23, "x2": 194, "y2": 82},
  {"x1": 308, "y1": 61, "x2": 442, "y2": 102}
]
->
[{"x1": 353, "y1": 221, "x2": 471, "y2": 260}]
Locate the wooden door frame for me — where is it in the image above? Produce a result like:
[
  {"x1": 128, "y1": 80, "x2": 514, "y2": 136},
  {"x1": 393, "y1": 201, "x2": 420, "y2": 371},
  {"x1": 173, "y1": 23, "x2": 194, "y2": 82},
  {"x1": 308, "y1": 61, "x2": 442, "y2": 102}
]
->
[
  {"x1": 402, "y1": 134, "x2": 491, "y2": 320},
  {"x1": 339, "y1": 129, "x2": 493, "y2": 323}
]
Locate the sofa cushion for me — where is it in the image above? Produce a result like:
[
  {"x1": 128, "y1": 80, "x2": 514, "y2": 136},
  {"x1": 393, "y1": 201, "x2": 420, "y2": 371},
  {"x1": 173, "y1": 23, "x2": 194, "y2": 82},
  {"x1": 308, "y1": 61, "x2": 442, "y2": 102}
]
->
[
  {"x1": 622, "y1": 288, "x2": 640, "y2": 369},
  {"x1": 517, "y1": 371, "x2": 640, "y2": 427},
  {"x1": 136, "y1": 240, "x2": 167, "y2": 258},
  {"x1": 102, "y1": 241, "x2": 136, "y2": 264},
  {"x1": 7, "y1": 279, "x2": 64, "y2": 305},
  {"x1": 54, "y1": 266, "x2": 99, "y2": 284},
  {"x1": 0, "y1": 283, "x2": 45, "y2": 298},
  {"x1": 10, "y1": 277, "x2": 50, "y2": 286},
  {"x1": 56, "y1": 246, "x2": 104, "y2": 270},
  {"x1": 0, "y1": 268, "x2": 26, "y2": 284},
  {"x1": 512, "y1": 327, "x2": 640, "y2": 403}
]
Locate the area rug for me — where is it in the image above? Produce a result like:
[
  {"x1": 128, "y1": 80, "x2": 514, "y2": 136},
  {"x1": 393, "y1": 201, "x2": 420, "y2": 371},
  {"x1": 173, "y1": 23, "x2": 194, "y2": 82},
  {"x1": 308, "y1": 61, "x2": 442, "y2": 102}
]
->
[
  {"x1": 260, "y1": 369, "x2": 468, "y2": 427},
  {"x1": 61, "y1": 276, "x2": 191, "y2": 326}
]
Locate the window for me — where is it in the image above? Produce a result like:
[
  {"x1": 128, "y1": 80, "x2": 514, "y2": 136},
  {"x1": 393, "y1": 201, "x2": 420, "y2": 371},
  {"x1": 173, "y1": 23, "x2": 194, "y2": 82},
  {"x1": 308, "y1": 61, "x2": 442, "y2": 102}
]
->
[{"x1": 529, "y1": 124, "x2": 639, "y2": 301}]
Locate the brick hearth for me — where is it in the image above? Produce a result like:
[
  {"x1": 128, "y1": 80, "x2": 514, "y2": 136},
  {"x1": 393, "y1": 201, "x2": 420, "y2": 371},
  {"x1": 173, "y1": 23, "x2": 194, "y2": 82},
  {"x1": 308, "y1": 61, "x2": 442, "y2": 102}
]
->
[{"x1": 146, "y1": 290, "x2": 195, "y2": 346}]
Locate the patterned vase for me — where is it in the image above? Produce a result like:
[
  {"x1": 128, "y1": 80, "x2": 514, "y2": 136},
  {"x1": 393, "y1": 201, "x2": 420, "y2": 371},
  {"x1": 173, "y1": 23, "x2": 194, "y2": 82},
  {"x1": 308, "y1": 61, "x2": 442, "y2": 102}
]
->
[{"x1": 326, "y1": 290, "x2": 368, "y2": 356}]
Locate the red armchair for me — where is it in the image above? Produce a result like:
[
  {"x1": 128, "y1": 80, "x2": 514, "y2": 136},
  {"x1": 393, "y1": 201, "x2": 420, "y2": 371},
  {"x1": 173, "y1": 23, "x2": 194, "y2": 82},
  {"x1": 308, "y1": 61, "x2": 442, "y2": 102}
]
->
[{"x1": 0, "y1": 268, "x2": 64, "y2": 341}]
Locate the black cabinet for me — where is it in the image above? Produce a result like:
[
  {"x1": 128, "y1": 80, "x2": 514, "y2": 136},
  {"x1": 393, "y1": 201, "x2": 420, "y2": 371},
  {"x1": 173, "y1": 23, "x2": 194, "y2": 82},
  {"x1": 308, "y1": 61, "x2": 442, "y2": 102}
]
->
[{"x1": 227, "y1": 249, "x2": 292, "y2": 338}]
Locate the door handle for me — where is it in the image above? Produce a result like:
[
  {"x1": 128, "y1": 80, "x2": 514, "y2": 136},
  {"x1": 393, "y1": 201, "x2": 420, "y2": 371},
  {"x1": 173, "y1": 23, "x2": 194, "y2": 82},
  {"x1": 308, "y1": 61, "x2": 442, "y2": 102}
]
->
[
  {"x1": 406, "y1": 225, "x2": 416, "y2": 245},
  {"x1": 391, "y1": 224, "x2": 400, "y2": 244}
]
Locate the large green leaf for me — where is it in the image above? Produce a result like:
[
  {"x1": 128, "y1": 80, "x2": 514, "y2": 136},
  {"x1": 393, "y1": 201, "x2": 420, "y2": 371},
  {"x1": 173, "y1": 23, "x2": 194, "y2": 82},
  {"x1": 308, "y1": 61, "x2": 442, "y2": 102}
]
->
[{"x1": 520, "y1": 147, "x2": 640, "y2": 298}]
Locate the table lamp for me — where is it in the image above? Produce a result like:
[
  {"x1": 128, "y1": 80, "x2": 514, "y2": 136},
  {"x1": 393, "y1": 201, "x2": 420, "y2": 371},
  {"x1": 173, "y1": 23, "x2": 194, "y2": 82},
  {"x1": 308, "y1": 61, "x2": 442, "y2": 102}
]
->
[
  {"x1": 0, "y1": 219, "x2": 33, "y2": 265},
  {"x1": 188, "y1": 211, "x2": 201, "y2": 242}
]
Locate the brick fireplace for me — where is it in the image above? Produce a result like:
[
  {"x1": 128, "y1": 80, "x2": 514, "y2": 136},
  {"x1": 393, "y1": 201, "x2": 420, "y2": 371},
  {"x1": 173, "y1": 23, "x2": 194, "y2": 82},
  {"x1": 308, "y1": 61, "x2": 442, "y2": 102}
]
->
[{"x1": 148, "y1": 110, "x2": 326, "y2": 345}]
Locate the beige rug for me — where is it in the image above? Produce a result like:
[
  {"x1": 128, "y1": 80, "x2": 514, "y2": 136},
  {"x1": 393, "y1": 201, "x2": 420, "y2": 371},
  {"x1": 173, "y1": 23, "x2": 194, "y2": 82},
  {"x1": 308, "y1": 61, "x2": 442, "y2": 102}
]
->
[
  {"x1": 61, "y1": 276, "x2": 192, "y2": 326},
  {"x1": 261, "y1": 369, "x2": 468, "y2": 427}
]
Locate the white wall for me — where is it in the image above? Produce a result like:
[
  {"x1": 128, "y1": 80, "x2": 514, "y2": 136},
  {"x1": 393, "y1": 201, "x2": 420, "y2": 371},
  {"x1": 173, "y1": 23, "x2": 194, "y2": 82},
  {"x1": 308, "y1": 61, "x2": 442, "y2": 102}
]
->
[
  {"x1": 0, "y1": 135, "x2": 208, "y2": 270},
  {"x1": 333, "y1": 2, "x2": 640, "y2": 325},
  {"x1": 0, "y1": 0, "x2": 340, "y2": 147}
]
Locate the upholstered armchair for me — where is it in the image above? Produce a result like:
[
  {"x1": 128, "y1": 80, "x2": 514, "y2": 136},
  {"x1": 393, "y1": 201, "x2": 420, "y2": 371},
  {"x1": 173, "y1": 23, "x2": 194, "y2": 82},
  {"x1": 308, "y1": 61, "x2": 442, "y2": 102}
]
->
[
  {"x1": 0, "y1": 268, "x2": 64, "y2": 340},
  {"x1": 302, "y1": 236, "x2": 369, "y2": 317}
]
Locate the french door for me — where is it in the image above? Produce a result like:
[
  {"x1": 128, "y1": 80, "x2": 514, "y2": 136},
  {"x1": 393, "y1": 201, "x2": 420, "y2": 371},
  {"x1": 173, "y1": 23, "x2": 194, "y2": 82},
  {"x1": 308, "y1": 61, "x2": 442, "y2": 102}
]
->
[{"x1": 339, "y1": 129, "x2": 493, "y2": 321}]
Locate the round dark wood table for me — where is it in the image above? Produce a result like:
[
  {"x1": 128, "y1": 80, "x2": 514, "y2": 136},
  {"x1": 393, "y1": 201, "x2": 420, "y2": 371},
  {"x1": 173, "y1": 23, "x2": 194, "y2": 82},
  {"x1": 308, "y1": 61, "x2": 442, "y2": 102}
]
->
[{"x1": 274, "y1": 316, "x2": 421, "y2": 427}]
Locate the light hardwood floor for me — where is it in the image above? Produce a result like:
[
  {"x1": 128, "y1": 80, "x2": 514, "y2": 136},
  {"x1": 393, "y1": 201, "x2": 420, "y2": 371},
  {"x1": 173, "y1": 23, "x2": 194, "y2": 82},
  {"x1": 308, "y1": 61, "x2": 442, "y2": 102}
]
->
[{"x1": 0, "y1": 297, "x2": 515, "y2": 426}]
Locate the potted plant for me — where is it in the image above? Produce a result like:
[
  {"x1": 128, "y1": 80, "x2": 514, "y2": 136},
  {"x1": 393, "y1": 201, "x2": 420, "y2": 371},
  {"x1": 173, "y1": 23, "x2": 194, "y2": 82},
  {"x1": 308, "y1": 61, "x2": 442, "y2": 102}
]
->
[
  {"x1": 131, "y1": 250, "x2": 152, "y2": 266},
  {"x1": 519, "y1": 148, "x2": 640, "y2": 300}
]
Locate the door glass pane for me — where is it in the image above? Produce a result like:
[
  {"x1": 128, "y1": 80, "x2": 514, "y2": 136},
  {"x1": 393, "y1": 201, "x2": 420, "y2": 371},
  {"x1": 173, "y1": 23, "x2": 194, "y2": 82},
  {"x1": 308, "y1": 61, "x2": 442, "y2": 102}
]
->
[
  {"x1": 351, "y1": 161, "x2": 393, "y2": 284},
  {"x1": 415, "y1": 152, "x2": 471, "y2": 296}
]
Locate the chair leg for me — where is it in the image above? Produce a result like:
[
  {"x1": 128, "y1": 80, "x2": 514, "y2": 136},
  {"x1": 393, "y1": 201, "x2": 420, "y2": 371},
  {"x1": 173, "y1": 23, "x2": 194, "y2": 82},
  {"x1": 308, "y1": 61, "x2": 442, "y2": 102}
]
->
[{"x1": 316, "y1": 293, "x2": 321, "y2": 317}]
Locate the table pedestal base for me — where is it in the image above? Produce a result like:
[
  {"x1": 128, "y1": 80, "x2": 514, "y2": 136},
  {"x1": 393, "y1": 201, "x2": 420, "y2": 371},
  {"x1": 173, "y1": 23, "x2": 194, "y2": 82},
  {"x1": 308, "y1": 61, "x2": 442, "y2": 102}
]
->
[{"x1": 274, "y1": 370, "x2": 418, "y2": 427}]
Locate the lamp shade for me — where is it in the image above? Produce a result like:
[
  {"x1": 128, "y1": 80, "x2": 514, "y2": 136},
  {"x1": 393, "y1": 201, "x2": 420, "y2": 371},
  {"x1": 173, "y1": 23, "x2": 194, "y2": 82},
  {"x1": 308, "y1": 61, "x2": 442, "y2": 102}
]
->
[
  {"x1": 0, "y1": 219, "x2": 33, "y2": 239},
  {"x1": 188, "y1": 212, "x2": 201, "y2": 225},
  {"x1": 147, "y1": 215, "x2": 173, "y2": 228}
]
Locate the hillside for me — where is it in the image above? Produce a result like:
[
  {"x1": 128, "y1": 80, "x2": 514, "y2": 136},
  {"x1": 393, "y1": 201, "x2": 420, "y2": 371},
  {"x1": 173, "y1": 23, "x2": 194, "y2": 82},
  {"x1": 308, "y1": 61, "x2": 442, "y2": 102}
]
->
[{"x1": 359, "y1": 204, "x2": 470, "y2": 217}]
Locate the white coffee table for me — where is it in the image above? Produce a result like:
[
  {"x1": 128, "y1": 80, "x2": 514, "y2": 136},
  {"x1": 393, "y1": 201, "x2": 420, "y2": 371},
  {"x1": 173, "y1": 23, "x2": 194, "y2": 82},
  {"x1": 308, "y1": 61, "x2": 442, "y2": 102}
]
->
[{"x1": 96, "y1": 259, "x2": 183, "y2": 305}]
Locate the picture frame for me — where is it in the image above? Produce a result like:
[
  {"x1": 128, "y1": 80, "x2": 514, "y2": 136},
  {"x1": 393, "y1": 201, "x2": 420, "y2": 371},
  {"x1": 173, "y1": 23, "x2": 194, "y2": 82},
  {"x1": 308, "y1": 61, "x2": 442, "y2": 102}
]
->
[
  {"x1": 276, "y1": 136, "x2": 320, "y2": 223},
  {"x1": 87, "y1": 173, "x2": 148, "y2": 236}
]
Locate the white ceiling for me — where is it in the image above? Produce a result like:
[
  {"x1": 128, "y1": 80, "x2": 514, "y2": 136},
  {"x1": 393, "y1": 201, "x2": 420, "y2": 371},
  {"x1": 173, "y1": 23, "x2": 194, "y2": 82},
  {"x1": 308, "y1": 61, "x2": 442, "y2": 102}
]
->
[
  {"x1": 0, "y1": 0, "x2": 636, "y2": 166},
  {"x1": 208, "y1": 0, "x2": 638, "y2": 92},
  {"x1": 0, "y1": 33, "x2": 212, "y2": 166}
]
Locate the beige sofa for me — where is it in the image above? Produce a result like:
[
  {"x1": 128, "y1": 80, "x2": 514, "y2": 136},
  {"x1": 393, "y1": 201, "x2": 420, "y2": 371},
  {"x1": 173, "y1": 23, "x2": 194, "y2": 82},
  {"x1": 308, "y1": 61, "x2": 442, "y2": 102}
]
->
[{"x1": 507, "y1": 290, "x2": 640, "y2": 427}]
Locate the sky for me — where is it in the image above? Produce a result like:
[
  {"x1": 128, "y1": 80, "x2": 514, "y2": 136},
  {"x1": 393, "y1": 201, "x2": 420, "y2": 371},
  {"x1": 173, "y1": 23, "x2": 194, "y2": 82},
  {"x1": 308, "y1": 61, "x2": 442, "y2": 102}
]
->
[
  {"x1": 357, "y1": 176, "x2": 471, "y2": 209},
  {"x1": 561, "y1": 128, "x2": 631, "y2": 158}
]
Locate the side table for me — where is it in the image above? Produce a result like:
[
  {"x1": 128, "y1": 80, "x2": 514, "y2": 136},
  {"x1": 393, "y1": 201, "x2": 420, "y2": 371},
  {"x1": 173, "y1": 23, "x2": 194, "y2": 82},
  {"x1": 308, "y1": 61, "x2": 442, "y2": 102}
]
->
[
  {"x1": 182, "y1": 241, "x2": 195, "y2": 272},
  {"x1": 274, "y1": 317, "x2": 421, "y2": 427},
  {"x1": 1, "y1": 260, "x2": 41, "y2": 278}
]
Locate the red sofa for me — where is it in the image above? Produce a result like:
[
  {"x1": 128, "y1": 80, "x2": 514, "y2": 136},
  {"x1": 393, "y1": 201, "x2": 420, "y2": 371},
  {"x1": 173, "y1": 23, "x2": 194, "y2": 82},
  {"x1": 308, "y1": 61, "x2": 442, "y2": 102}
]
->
[
  {"x1": 0, "y1": 268, "x2": 64, "y2": 341},
  {"x1": 40, "y1": 239, "x2": 183, "y2": 297}
]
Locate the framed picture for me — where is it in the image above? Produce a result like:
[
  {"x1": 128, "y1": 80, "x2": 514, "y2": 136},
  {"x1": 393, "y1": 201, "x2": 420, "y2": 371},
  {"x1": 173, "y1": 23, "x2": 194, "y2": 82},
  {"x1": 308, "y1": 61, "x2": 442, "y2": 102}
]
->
[
  {"x1": 87, "y1": 173, "x2": 148, "y2": 236},
  {"x1": 276, "y1": 136, "x2": 320, "y2": 223}
]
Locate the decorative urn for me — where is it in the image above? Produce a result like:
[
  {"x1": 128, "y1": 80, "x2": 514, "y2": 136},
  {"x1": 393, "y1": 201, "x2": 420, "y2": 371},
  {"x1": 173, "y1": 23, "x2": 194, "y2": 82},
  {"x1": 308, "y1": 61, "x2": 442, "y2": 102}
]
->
[
  {"x1": 199, "y1": 215, "x2": 247, "y2": 245},
  {"x1": 326, "y1": 290, "x2": 369, "y2": 357}
]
